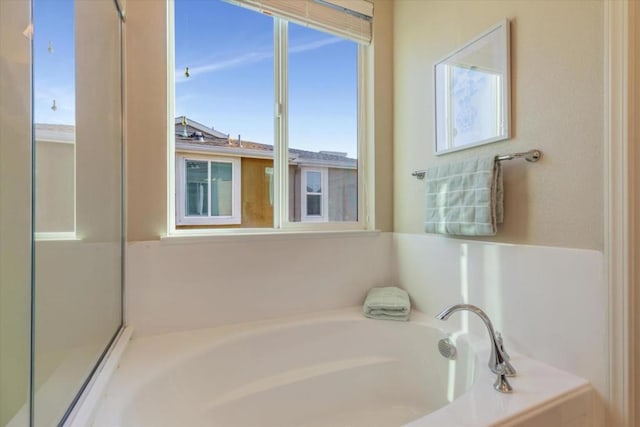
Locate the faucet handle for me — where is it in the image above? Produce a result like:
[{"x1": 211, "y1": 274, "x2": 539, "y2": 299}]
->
[
  {"x1": 496, "y1": 331, "x2": 510, "y2": 361},
  {"x1": 495, "y1": 331, "x2": 517, "y2": 377}
]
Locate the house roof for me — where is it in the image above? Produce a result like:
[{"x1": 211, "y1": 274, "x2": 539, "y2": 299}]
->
[{"x1": 175, "y1": 117, "x2": 357, "y2": 169}]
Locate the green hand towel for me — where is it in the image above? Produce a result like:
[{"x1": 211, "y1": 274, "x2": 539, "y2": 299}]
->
[
  {"x1": 363, "y1": 286, "x2": 411, "y2": 321},
  {"x1": 424, "y1": 155, "x2": 503, "y2": 236}
]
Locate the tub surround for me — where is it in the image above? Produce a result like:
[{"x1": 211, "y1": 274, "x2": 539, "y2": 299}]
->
[
  {"x1": 126, "y1": 232, "x2": 394, "y2": 337},
  {"x1": 393, "y1": 233, "x2": 606, "y2": 424},
  {"x1": 124, "y1": 231, "x2": 604, "y2": 424}
]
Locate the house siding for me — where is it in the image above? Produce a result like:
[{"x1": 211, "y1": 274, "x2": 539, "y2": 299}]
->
[{"x1": 328, "y1": 168, "x2": 357, "y2": 222}]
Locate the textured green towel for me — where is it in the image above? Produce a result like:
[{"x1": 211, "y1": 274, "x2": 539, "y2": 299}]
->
[
  {"x1": 424, "y1": 155, "x2": 503, "y2": 236},
  {"x1": 363, "y1": 287, "x2": 411, "y2": 321}
]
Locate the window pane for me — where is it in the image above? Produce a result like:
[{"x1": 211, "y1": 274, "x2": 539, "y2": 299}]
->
[
  {"x1": 306, "y1": 171, "x2": 322, "y2": 193},
  {"x1": 175, "y1": 0, "x2": 273, "y2": 228},
  {"x1": 210, "y1": 162, "x2": 232, "y2": 216},
  {"x1": 288, "y1": 23, "x2": 358, "y2": 223},
  {"x1": 186, "y1": 160, "x2": 208, "y2": 216},
  {"x1": 307, "y1": 194, "x2": 322, "y2": 216}
]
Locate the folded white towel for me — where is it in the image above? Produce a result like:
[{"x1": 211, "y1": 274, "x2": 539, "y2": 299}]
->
[
  {"x1": 363, "y1": 286, "x2": 411, "y2": 321},
  {"x1": 424, "y1": 155, "x2": 503, "y2": 236}
]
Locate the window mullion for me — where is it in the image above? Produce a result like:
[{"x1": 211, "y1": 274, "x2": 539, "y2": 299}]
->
[
  {"x1": 207, "y1": 161, "x2": 212, "y2": 217},
  {"x1": 273, "y1": 18, "x2": 288, "y2": 229}
]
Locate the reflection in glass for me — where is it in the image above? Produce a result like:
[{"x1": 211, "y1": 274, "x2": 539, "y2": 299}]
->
[
  {"x1": 306, "y1": 171, "x2": 322, "y2": 193},
  {"x1": 210, "y1": 162, "x2": 232, "y2": 216},
  {"x1": 32, "y1": 0, "x2": 123, "y2": 424},
  {"x1": 34, "y1": 0, "x2": 76, "y2": 237},
  {"x1": 0, "y1": 0, "x2": 32, "y2": 424},
  {"x1": 307, "y1": 195, "x2": 321, "y2": 216},
  {"x1": 186, "y1": 160, "x2": 208, "y2": 216}
]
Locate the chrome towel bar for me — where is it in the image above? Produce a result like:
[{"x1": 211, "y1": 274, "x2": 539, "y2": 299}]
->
[{"x1": 411, "y1": 149, "x2": 542, "y2": 180}]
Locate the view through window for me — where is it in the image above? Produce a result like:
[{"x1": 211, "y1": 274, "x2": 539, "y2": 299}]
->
[{"x1": 174, "y1": 0, "x2": 360, "y2": 229}]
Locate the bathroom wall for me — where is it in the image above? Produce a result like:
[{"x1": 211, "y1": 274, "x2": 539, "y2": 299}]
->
[
  {"x1": 392, "y1": 0, "x2": 607, "y2": 424},
  {"x1": 0, "y1": 0, "x2": 32, "y2": 424},
  {"x1": 394, "y1": 0, "x2": 603, "y2": 250}
]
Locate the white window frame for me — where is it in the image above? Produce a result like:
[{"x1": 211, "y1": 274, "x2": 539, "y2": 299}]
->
[
  {"x1": 167, "y1": 0, "x2": 371, "y2": 236},
  {"x1": 176, "y1": 154, "x2": 242, "y2": 226},
  {"x1": 301, "y1": 167, "x2": 329, "y2": 222}
]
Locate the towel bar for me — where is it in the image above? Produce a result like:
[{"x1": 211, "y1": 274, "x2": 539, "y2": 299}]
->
[{"x1": 411, "y1": 149, "x2": 542, "y2": 180}]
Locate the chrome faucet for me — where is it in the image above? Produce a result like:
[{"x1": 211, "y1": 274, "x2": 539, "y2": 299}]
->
[{"x1": 436, "y1": 303, "x2": 516, "y2": 393}]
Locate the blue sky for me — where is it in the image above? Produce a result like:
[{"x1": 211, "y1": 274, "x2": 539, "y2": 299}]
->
[
  {"x1": 175, "y1": 0, "x2": 358, "y2": 157},
  {"x1": 32, "y1": 0, "x2": 358, "y2": 158},
  {"x1": 33, "y1": 0, "x2": 76, "y2": 125}
]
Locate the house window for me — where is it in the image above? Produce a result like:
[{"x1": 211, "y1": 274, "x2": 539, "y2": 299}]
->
[
  {"x1": 177, "y1": 155, "x2": 241, "y2": 225},
  {"x1": 170, "y1": 0, "x2": 372, "y2": 232},
  {"x1": 301, "y1": 168, "x2": 328, "y2": 222}
]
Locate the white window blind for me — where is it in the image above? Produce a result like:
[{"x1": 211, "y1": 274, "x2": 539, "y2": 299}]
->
[{"x1": 224, "y1": 0, "x2": 373, "y2": 44}]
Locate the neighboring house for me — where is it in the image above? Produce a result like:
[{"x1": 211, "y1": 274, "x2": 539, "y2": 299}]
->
[
  {"x1": 175, "y1": 117, "x2": 357, "y2": 228},
  {"x1": 34, "y1": 123, "x2": 75, "y2": 233}
]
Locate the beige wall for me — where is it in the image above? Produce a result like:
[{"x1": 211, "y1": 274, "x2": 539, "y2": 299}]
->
[
  {"x1": 125, "y1": 0, "x2": 394, "y2": 241},
  {"x1": 0, "y1": 0, "x2": 31, "y2": 424},
  {"x1": 371, "y1": 0, "x2": 394, "y2": 232},
  {"x1": 126, "y1": 0, "x2": 167, "y2": 241},
  {"x1": 393, "y1": 0, "x2": 603, "y2": 250}
]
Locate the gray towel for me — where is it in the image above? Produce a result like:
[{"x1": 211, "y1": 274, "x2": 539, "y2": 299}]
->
[
  {"x1": 424, "y1": 155, "x2": 503, "y2": 236},
  {"x1": 363, "y1": 287, "x2": 411, "y2": 321}
]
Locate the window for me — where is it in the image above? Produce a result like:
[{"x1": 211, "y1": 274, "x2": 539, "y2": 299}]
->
[
  {"x1": 301, "y1": 168, "x2": 328, "y2": 222},
  {"x1": 170, "y1": 0, "x2": 372, "y2": 232},
  {"x1": 176, "y1": 155, "x2": 241, "y2": 225}
]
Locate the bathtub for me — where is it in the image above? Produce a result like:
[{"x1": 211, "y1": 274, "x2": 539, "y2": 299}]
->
[{"x1": 91, "y1": 308, "x2": 593, "y2": 427}]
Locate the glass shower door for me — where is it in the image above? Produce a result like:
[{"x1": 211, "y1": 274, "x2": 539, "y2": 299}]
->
[
  {"x1": 31, "y1": 0, "x2": 124, "y2": 425},
  {"x1": 0, "y1": 1, "x2": 33, "y2": 425}
]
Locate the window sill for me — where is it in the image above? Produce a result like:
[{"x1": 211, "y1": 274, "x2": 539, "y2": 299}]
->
[
  {"x1": 160, "y1": 228, "x2": 381, "y2": 244},
  {"x1": 34, "y1": 232, "x2": 80, "y2": 242}
]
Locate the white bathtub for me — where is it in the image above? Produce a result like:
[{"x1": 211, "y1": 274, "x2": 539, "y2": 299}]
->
[{"x1": 92, "y1": 308, "x2": 593, "y2": 427}]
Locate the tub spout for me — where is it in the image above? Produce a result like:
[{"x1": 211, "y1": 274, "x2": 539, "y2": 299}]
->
[{"x1": 436, "y1": 304, "x2": 516, "y2": 393}]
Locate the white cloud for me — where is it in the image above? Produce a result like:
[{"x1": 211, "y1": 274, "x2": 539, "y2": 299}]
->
[
  {"x1": 289, "y1": 36, "x2": 342, "y2": 54},
  {"x1": 176, "y1": 36, "x2": 344, "y2": 83}
]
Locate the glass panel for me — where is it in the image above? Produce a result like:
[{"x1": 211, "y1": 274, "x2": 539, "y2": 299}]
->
[
  {"x1": 307, "y1": 194, "x2": 322, "y2": 216},
  {"x1": 33, "y1": 0, "x2": 76, "y2": 235},
  {"x1": 175, "y1": 0, "x2": 273, "y2": 228},
  {"x1": 0, "y1": 1, "x2": 32, "y2": 425},
  {"x1": 288, "y1": 23, "x2": 358, "y2": 223},
  {"x1": 306, "y1": 171, "x2": 322, "y2": 193},
  {"x1": 32, "y1": 0, "x2": 123, "y2": 424},
  {"x1": 210, "y1": 162, "x2": 232, "y2": 216},
  {"x1": 186, "y1": 160, "x2": 209, "y2": 216}
]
